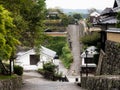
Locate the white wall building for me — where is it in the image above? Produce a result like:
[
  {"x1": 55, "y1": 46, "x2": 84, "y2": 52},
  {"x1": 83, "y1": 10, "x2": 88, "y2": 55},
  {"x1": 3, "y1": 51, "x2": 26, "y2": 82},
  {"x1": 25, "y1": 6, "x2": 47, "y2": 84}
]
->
[
  {"x1": 81, "y1": 46, "x2": 98, "y2": 68},
  {"x1": 90, "y1": 11, "x2": 100, "y2": 24},
  {"x1": 15, "y1": 46, "x2": 57, "y2": 71}
]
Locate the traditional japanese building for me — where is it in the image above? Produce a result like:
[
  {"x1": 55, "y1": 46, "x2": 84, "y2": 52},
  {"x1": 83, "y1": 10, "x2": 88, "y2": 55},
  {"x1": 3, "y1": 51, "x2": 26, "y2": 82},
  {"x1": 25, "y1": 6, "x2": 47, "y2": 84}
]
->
[
  {"x1": 90, "y1": 11, "x2": 100, "y2": 24},
  {"x1": 94, "y1": 0, "x2": 120, "y2": 51}
]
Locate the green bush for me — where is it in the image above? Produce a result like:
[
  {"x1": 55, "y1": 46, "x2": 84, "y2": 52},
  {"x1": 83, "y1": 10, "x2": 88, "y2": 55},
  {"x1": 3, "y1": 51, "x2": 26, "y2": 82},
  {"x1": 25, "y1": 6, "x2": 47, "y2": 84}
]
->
[
  {"x1": 61, "y1": 44, "x2": 73, "y2": 69},
  {"x1": 38, "y1": 62, "x2": 62, "y2": 81},
  {"x1": 40, "y1": 62, "x2": 56, "y2": 80},
  {"x1": 43, "y1": 62, "x2": 56, "y2": 73},
  {"x1": 14, "y1": 65, "x2": 23, "y2": 76},
  {"x1": 38, "y1": 68, "x2": 45, "y2": 75},
  {"x1": 80, "y1": 32, "x2": 100, "y2": 47}
]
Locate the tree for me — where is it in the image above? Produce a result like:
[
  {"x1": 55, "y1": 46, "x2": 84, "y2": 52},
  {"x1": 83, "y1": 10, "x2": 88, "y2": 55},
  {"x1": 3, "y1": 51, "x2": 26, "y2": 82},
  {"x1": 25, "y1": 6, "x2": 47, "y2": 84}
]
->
[
  {"x1": 0, "y1": 0, "x2": 46, "y2": 48},
  {"x1": 73, "y1": 13, "x2": 82, "y2": 20},
  {"x1": 116, "y1": 12, "x2": 120, "y2": 28},
  {"x1": 68, "y1": 15, "x2": 76, "y2": 24},
  {"x1": 61, "y1": 14, "x2": 69, "y2": 26},
  {"x1": 45, "y1": 36, "x2": 66, "y2": 56},
  {"x1": 0, "y1": 5, "x2": 20, "y2": 61}
]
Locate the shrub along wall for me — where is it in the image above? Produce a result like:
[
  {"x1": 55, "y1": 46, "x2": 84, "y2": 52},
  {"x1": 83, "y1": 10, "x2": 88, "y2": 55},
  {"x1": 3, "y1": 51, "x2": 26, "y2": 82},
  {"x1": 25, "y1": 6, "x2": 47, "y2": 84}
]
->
[{"x1": 0, "y1": 76, "x2": 22, "y2": 90}]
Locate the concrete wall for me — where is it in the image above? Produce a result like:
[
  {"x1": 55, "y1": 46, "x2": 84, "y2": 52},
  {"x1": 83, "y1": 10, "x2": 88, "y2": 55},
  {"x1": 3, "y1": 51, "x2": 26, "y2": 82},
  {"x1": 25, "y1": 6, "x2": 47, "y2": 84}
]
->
[{"x1": 0, "y1": 76, "x2": 22, "y2": 90}]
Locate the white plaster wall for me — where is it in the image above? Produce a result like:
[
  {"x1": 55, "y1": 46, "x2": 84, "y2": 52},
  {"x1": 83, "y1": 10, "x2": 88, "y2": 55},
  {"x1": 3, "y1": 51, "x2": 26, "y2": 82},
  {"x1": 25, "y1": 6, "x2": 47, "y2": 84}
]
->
[
  {"x1": 15, "y1": 50, "x2": 55, "y2": 70},
  {"x1": 81, "y1": 57, "x2": 96, "y2": 67}
]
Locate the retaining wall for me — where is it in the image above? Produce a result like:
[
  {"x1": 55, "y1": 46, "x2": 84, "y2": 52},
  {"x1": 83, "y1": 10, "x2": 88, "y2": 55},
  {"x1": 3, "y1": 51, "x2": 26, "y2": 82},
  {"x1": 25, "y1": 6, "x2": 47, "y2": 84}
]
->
[
  {"x1": 0, "y1": 76, "x2": 22, "y2": 90},
  {"x1": 81, "y1": 40, "x2": 120, "y2": 90},
  {"x1": 100, "y1": 40, "x2": 120, "y2": 75},
  {"x1": 81, "y1": 75, "x2": 120, "y2": 90}
]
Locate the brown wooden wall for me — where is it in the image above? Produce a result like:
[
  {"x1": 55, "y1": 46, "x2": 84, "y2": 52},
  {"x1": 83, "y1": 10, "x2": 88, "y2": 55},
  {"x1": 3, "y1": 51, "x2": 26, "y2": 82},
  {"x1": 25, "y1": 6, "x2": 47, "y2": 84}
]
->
[{"x1": 107, "y1": 32, "x2": 120, "y2": 43}]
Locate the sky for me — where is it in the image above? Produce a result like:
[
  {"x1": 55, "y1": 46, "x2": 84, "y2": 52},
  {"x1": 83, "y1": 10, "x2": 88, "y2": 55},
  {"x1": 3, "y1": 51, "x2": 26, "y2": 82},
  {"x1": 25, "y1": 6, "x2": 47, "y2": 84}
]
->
[{"x1": 45, "y1": 0, "x2": 115, "y2": 10}]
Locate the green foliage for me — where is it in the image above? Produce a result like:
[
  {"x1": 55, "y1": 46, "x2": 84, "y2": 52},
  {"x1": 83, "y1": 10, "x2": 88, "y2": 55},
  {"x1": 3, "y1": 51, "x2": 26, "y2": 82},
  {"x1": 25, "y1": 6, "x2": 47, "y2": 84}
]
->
[
  {"x1": 0, "y1": 5, "x2": 20, "y2": 60},
  {"x1": 80, "y1": 32, "x2": 100, "y2": 47},
  {"x1": 116, "y1": 43, "x2": 120, "y2": 48},
  {"x1": 44, "y1": 20, "x2": 61, "y2": 26},
  {"x1": 43, "y1": 62, "x2": 56, "y2": 73},
  {"x1": 0, "y1": 0, "x2": 46, "y2": 48},
  {"x1": 14, "y1": 65, "x2": 23, "y2": 76},
  {"x1": 81, "y1": 32, "x2": 101, "y2": 65},
  {"x1": 37, "y1": 68, "x2": 45, "y2": 75},
  {"x1": 116, "y1": 12, "x2": 120, "y2": 28},
  {"x1": 73, "y1": 13, "x2": 82, "y2": 20},
  {"x1": 45, "y1": 36, "x2": 66, "y2": 56},
  {"x1": 0, "y1": 75, "x2": 17, "y2": 80},
  {"x1": 68, "y1": 15, "x2": 76, "y2": 24},
  {"x1": 61, "y1": 14, "x2": 69, "y2": 26},
  {"x1": 45, "y1": 8, "x2": 69, "y2": 31},
  {"x1": 38, "y1": 62, "x2": 61, "y2": 81},
  {"x1": 61, "y1": 44, "x2": 73, "y2": 69}
]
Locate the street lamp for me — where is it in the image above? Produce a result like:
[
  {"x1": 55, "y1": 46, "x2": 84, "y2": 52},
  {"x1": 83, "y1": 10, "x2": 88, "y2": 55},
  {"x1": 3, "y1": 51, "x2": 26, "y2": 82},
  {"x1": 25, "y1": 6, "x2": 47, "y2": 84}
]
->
[{"x1": 85, "y1": 50, "x2": 88, "y2": 77}]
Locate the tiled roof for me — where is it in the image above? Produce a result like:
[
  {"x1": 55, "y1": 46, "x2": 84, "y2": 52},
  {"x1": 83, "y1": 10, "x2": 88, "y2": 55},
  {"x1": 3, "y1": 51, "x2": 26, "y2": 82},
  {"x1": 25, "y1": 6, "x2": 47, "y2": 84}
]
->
[
  {"x1": 116, "y1": 0, "x2": 120, "y2": 7},
  {"x1": 90, "y1": 11, "x2": 100, "y2": 17},
  {"x1": 96, "y1": 16, "x2": 117, "y2": 24},
  {"x1": 113, "y1": 6, "x2": 120, "y2": 12},
  {"x1": 99, "y1": 17, "x2": 117, "y2": 24},
  {"x1": 17, "y1": 46, "x2": 56, "y2": 58},
  {"x1": 100, "y1": 8, "x2": 113, "y2": 15},
  {"x1": 41, "y1": 46, "x2": 56, "y2": 57},
  {"x1": 113, "y1": 0, "x2": 120, "y2": 12}
]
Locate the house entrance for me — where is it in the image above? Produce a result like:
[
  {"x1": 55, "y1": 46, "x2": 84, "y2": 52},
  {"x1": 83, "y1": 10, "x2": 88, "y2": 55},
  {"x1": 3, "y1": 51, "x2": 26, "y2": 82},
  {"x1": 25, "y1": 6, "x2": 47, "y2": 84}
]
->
[{"x1": 30, "y1": 55, "x2": 40, "y2": 65}]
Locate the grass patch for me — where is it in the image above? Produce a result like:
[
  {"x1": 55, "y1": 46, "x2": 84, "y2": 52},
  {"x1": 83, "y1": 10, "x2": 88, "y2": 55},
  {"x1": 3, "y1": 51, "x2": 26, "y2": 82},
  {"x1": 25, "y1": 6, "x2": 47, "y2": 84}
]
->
[{"x1": 0, "y1": 75, "x2": 17, "y2": 80}]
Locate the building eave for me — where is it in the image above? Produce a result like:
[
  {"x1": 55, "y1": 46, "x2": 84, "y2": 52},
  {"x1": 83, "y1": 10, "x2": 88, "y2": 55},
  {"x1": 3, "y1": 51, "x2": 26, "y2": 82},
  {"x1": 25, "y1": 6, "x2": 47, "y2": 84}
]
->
[{"x1": 106, "y1": 28, "x2": 120, "y2": 33}]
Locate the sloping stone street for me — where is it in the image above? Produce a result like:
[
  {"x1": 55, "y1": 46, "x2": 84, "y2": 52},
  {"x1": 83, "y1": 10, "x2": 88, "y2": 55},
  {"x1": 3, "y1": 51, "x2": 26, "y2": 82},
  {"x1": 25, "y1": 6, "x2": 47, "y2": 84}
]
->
[
  {"x1": 67, "y1": 23, "x2": 84, "y2": 75},
  {"x1": 19, "y1": 71, "x2": 86, "y2": 90},
  {"x1": 19, "y1": 23, "x2": 86, "y2": 90}
]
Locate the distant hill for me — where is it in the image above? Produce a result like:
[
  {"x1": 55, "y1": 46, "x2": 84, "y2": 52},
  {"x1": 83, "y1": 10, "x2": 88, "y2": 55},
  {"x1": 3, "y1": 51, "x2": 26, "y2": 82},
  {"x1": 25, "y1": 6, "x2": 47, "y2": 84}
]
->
[
  {"x1": 62, "y1": 9, "x2": 102, "y2": 18},
  {"x1": 62, "y1": 9, "x2": 89, "y2": 14}
]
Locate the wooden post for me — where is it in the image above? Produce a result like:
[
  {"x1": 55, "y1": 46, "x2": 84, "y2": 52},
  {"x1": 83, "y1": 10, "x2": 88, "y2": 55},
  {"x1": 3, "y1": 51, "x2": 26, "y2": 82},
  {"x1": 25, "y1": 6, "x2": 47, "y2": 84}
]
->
[{"x1": 9, "y1": 59, "x2": 12, "y2": 75}]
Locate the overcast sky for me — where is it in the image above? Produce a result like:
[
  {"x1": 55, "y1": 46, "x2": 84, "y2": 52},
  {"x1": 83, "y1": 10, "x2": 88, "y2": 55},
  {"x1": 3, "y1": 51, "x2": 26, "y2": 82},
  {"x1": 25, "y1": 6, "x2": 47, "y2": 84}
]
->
[{"x1": 46, "y1": 0, "x2": 115, "y2": 10}]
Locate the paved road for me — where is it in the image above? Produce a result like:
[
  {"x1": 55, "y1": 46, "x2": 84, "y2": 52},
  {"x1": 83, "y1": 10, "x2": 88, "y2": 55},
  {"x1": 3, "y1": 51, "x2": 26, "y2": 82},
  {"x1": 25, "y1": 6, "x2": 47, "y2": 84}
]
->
[
  {"x1": 19, "y1": 71, "x2": 86, "y2": 90},
  {"x1": 67, "y1": 24, "x2": 84, "y2": 75}
]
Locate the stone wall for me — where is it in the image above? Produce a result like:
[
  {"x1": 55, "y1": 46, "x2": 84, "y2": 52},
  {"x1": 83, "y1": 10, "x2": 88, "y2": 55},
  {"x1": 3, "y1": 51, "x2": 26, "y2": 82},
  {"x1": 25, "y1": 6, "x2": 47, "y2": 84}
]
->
[
  {"x1": 0, "y1": 76, "x2": 22, "y2": 90},
  {"x1": 100, "y1": 40, "x2": 120, "y2": 75},
  {"x1": 81, "y1": 75, "x2": 120, "y2": 90}
]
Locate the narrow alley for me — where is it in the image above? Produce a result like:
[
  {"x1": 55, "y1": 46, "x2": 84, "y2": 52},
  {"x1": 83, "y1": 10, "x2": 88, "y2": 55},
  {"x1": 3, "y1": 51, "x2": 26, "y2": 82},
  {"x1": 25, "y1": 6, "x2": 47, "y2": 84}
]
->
[{"x1": 67, "y1": 23, "x2": 84, "y2": 75}]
